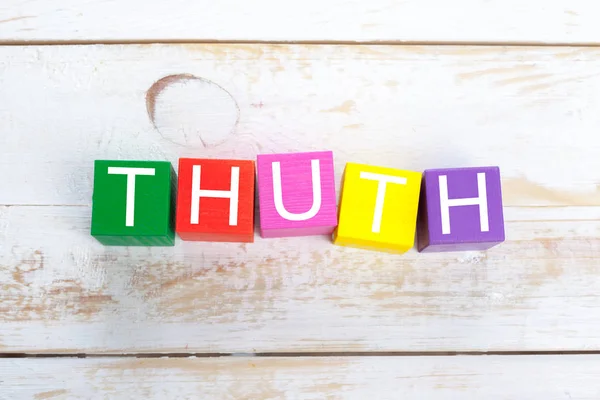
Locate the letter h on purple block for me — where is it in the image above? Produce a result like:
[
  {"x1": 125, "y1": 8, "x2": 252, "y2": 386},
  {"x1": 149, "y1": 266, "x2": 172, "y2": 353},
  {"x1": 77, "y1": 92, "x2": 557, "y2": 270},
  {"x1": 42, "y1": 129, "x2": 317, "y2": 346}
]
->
[{"x1": 417, "y1": 166, "x2": 505, "y2": 252}]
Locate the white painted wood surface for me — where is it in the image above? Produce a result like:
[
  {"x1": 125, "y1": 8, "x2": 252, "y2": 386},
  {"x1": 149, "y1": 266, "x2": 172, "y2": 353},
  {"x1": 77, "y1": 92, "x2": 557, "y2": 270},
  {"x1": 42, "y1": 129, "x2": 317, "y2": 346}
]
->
[
  {"x1": 0, "y1": 44, "x2": 599, "y2": 354},
  {"x1": 1, "y1": 41, "x2": 600, "y2": 399},
  {"x1": 3, "y1": 356, "x2": 600, "y2": 399},
  {"x1": 1, "y1": 1, "x2": 599, "y2": 44},
  {"x1": 1, "y1": 204, "x2": 599, "y2": 352},
  {"x1": 2, "y1": 44, "x2": 600, "y2": 206}
]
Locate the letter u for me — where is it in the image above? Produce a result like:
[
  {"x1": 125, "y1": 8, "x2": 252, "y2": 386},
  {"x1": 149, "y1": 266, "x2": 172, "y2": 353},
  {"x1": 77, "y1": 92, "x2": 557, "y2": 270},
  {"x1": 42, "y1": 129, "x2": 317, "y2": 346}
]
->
[{"x1": 272, "y1": 159, "x2": 322, "y2": 221}]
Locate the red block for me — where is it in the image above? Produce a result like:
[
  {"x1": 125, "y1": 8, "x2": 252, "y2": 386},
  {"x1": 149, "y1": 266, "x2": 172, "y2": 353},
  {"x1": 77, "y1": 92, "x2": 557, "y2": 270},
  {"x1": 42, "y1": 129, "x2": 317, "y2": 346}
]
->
[{"x1": 176, "y1": 158, "x2": 255, "y2": 242}]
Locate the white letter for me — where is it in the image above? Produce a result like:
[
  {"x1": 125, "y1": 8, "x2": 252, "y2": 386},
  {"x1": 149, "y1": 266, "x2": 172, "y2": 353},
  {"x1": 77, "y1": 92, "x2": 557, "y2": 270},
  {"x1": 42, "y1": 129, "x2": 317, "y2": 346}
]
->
[
  {"x1": 439, "y1": 173, "x2": 489, "y2": 235},
  {"x1": 359, "y1": 172, "x2": 407, "y2": 233},
  {"x1": 107, "y1": 167, "x2": 156, "y2": 227},
  {"x1": 191, "y1": 165, "x2": 239, "y2": 226},
  {"x1": 272, "y1": 159, "x2": 322, "y2": 221}
]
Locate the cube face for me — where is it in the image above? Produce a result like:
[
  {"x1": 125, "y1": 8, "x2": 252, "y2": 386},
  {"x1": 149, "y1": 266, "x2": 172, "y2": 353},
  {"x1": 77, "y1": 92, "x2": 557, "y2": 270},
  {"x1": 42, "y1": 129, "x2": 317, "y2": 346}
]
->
[
  {"x1": 91, "y1": 160, "x2": 175, "y2": 246},
  {"x1": 333, "y1": 163, "x2": 422, "y2": 254},
  {"x1": 417, "y1": 166, "x2": 505, "y2": 252},
  {"x1": 256, "y1": 151, "x2": 338, "y2": 238},
  {"x1": 175, "y1": 158, "x2": 255, "y2": 243}
]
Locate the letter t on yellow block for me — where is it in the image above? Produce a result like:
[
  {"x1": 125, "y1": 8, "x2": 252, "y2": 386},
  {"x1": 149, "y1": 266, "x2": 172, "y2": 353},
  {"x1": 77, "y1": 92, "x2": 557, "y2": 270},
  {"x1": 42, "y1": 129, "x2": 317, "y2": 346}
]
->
[{"x1": 333, "y1": 162, "x2": 422, "y2": 254}]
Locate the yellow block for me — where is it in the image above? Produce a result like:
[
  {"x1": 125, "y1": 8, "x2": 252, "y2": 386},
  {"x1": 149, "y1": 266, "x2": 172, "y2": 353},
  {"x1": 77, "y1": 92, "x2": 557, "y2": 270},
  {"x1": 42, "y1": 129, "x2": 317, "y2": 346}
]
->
[{"x1": 333, "y1": 162, "x2": 422, "y2": 254}]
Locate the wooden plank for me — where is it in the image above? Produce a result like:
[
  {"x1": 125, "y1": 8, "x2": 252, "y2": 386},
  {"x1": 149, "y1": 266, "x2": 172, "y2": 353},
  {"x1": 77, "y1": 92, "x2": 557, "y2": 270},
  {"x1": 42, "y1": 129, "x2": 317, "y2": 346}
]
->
[
  {"x1": 1, "y1": 44, "x2": 600, "y2": 207},
  {"x1": 0, "y1": 1, "x2": 598, "y2": 44},
  {"x1": 1, "y1": 204, "x2": 599, "y2": 353},
  {"x1": 2, "y1": 44, "x2": 600, "y2": 353},
  {"x1": 2, "y1": 356, "x2": 600, "y2": 399}
]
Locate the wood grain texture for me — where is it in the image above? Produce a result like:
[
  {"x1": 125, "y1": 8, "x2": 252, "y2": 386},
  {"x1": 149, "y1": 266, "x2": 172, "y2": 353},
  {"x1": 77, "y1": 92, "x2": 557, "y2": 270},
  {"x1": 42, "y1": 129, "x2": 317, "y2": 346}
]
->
[
  {"x1": 1, "y1": 44, "x2": 600, "y2": 353},
  {"x1": 0, "y1": 0, "x2": 598, "y2": 44},
  {"x1": 1, "y1": 205, "x2": 599, "y2": 352},
  {"x1": 2, "y1": 356, "x2": 600, "y2": 399},
  {"x1": 1, "y1": 44, "x2": 600, "y2": 207}
]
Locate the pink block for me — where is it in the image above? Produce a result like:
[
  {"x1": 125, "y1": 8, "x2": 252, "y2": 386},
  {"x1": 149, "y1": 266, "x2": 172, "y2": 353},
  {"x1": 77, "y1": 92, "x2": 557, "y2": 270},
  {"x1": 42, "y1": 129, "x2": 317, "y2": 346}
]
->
[{"x1": 257, "y1": 151, "x2": 338, "y2": 238}]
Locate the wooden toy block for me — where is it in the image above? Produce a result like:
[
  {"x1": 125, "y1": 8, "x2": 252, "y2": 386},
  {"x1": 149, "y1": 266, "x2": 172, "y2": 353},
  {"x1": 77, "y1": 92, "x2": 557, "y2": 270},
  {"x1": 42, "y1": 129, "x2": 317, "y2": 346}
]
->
[
  {"x1": 175, "y1": 158, "x2": 255, "y2": 242},
  {"x1": 417, "y1": 166, "x2": 505, "y2": 252},
  {"x1": 91, "y1": 160, "x2": 176, "y2": 246},
  {"x1": 333, "y1": 162, "x2": 422, "y2": 254},
  {"x1": 256, "y1": 151, "x2": 338, "y2": 238}
]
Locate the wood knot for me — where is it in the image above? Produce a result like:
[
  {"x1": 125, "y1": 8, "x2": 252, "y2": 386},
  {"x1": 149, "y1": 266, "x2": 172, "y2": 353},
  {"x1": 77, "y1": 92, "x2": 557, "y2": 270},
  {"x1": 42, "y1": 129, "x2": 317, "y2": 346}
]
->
[{"x1": 146, "y1": 74, "x2": 239, "y2": 147}]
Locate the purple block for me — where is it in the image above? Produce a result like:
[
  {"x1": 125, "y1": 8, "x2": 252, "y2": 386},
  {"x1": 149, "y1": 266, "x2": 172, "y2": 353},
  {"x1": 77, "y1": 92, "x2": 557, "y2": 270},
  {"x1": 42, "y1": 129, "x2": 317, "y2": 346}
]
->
[{"x1": 417, "y1": 166, "x2": 505, "y2": 252}]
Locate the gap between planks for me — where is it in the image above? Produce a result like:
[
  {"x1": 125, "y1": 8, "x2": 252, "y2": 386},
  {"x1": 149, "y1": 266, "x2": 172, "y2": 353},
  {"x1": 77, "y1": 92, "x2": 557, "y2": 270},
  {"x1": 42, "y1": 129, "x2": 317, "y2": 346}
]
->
[
  {"x1": 4, "y1": 39, "x2": 600, "y2": 47},
  {"x1": 4, "y1": 350, "x2": 600, "y2": 359}
]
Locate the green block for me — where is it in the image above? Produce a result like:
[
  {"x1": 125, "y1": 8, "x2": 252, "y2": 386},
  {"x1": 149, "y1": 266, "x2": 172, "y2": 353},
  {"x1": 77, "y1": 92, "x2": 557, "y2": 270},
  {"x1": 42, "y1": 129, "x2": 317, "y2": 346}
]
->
[{"x1": 91, "y1": 160, "x2": 176, "y2": 246}]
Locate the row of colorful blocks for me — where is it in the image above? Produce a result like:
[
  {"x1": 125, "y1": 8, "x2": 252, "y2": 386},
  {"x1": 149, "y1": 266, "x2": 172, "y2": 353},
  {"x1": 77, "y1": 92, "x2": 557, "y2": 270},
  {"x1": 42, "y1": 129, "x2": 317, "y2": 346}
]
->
[{"x1": 91, "y1": 151, "x2": 505, "y2": 253}]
